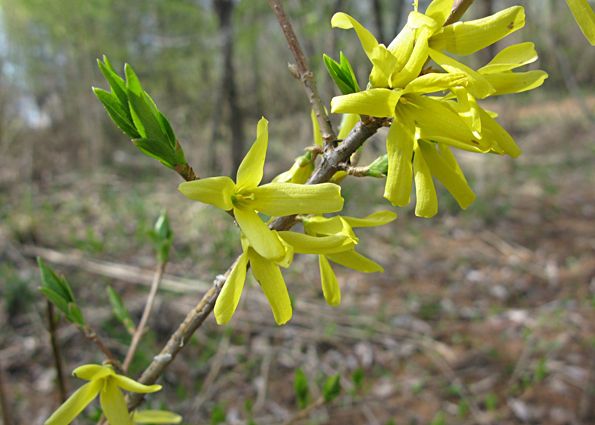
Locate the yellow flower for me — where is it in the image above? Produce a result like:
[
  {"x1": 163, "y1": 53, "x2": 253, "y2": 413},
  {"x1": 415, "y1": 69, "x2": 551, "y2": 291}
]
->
[
  {"x1": 44, "y1": 364, "x2": 161, "y2": 425},
  {"x1": 303, "y1": 211, "x2": 397, "y2": 306},
  {"x1": 215, "y1": 229, "x2": 353, "y2": 325},
  {"x1": 133, "y1": 410, "x2": 182, "y2": 424},
  {"x1": 331, "y1": 2, "x2": 525, "y2": 91},
  {"x1": 179, "y1": 118, "x2": 344, "y2": 260}
]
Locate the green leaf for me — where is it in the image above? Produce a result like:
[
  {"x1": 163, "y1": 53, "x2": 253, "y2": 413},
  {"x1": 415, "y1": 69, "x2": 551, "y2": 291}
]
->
[
  {"x1": 366, "y1": 154, "x2": 388, "y2": 177},
  {"x1": 38, "y1": 258, "x2": 85, "y2": 325},
  {"x1": 93, "y1": 88, "x2": 140, "y2": 138},
  {"x1": 67, "y1": 302, "x2": 85, "y2": 326},
  {"x1": 323, "y1": 53, "x2": 360, "y2": 95},
  {"x1": 173, "y1": 141, "x2": 187, "y2": 166},
  {"x1": 132, "y1": 138, "x2": 176, "y2": 169},
  {"x1": 323, "y1": 55, "x2": 353, "y2": 95},
  {"x1": 322, "y1": 374, "x2": 341, "y2": 402},
  {"x1": 158, "y1": 111, "x2": 177, "y2": 148},
  {"x1": 150, "y1": 211, "x2": 173, "y2": 263},
  {"x1": 97, "y1": 56, "x2": 129, "y2": 110},
  {"x1": 210, "y1": 404, "x2": 226, "y2": 425},
  {"x1": 39, "y1": 287, "x2": 70, "y2": 317},
  {"x1": 339, "y1": 51, "x2": 360, "y2": 92},
  {"x1": 294, "y1": 368, "x2": 310, "y2": 409},
  {"x1": 125, "y1": 65, "x2": 166, "y2": 143},
  {"x1": 430, "y1": 412, "x2": 446, "y2": 425},
  {"x1": 352, "y1": 368, "x2": 364, "y2": 392},
  {"x1": 106, "y1": 286, "x2": 135, "y2": 334}
]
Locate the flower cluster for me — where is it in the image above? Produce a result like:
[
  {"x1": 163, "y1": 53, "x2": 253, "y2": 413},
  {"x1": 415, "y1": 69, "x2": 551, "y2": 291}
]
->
[
  {"x1": 180, "y1": 118, "x2": 394, "y2": 325},
  {"x1": 330, "y1": 0, "x2": 548, "y2": 217}
]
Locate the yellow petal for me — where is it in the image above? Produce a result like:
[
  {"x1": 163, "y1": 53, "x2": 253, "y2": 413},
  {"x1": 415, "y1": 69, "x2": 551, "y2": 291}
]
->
[
  {"x1": 391, "y1": 28, "x2": 431, "y2": 88},
  {"x1": 413, "y1": 144, "x2": 438, "y2": 218},
  {"x1": 331, "y1": 89, "x2": 400, "y2": 117},
  {"x1": 278, "y1": 231, "x2": 355, "y2": 255},
  {"x1": 401, "y1": 95, "x2": 487, "y2": 152},
  {"x1": 249, "y1": 252, "x2": 292, "y2": 325},
  {"x1": 112, "y1": 375, "x2": 161, "y2": 394},
  {"x1": 178, "y1": 177, "x2": 235, "y2": 211},
  {"x1": 384, "y1": 119, "x2": 414, "y2": 207},
  {"x1": 276, "y1": 234, "x2": 295, "y2": 269},
  {"x1": 566, "y1": 0, "x2": 595, "y2": 45},
  {"x1": 319, "y1": 256, "x2": 341, "y2": 306},
  {"x1": 425, "y1": 0, "x2": 455, "y2": 27},
  {"x1": 370, "y1": 45, "x2": 399, "y2": 87},
  {"x1": 72, "y1": 364, "x2": 112, "y2": 381},
  {"x1": 342, "y1": 210, "x2": 398, "y2": 228},
  {"x1": 250, "y1": 183, "x2": 343, "y2": 216},
  {"x1": 479, "y1": 42, "x2": 538, "y2": 74},
  {"x1": 430, "y1": 6, "x2": 525, "y2": 55},
  {"x1": 483, "y1": 70, "x2": 548, "y2": 96},
  {"x1": 44, "y1": 381, "x2": 102, "y2": 425},
  {"x1": 100, "y1": 380, "x2": 133, "y2": 425},
  {"x1": 417, "y1": 140, "x2": 475, "y2": 209},
  {"x1": 479, "y1": 108, "x2": 522, "y2": 157},
  {"x1": 327, "y1": 250, "x2": 383, "y2": 273},
  {"x1": 331, "y1": 12, "x2": 379, "y2": 60},
  {"x1": 303, "y1": 216, "x2": 357, "y2": 241},
  {"x1": 236, "y1": 117, "x2": 268, "y2": 190},
  {"x1": 133, "y1": 410, "x2": 182, "y2": 424},
  {"x1": 404, "y1": 72, "x2": 467, "y2": 95},
  {"x1": 451, "y1": 87, "x2": 481, "y2": 138},
  {"x1": 273, "y1": 155, "x2": 314, "y2": 185},
  {"x1": 387, "y1": 25, "x2": 415, "y2": 74},
  {"x1": 214, "y1": 252, "x2": 249, "y2": 324},
  {"x1": 337, "y1": 113, "x2": 360, "y2": 140},
  {"x1": 234, "y1": 207, "x2": 285, "y2": 260},
  {"x1": 428, "y1": 48, "x2": 494, "y2": 98},
  {"x1": 310, "y1": 109, "x2": 323, "y2": 146}
]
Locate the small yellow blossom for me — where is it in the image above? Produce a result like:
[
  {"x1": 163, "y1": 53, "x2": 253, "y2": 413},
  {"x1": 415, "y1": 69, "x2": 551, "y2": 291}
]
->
[
  {"x1": 303, "y1": 211, "x2": 397, "y2": 305},
  {"x1": 44, "y1": 364, "x2": 161, "y2": 425},
  {"x1": 215, "y1": 230, "x2": 353, "y2": 325},
  {"x1": 179, "y1": 118, "x2": 344, "y2": 260}
]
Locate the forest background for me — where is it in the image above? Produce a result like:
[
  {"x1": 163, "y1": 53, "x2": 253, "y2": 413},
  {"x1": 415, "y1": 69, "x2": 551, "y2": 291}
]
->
[{"x1": 0, "y1": 0, "x2": 594, "y2": 424}]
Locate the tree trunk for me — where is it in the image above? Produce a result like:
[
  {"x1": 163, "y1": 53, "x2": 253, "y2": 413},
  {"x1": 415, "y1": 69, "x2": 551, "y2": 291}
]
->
[{"x1": 213, "y1": 0, "x2": 245, "y2": 175}]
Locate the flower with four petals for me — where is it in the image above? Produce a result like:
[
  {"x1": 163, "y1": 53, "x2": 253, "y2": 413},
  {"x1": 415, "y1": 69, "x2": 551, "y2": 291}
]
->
[{"x1": 44, "y1": 364, "x2": 161, "y2": 425}]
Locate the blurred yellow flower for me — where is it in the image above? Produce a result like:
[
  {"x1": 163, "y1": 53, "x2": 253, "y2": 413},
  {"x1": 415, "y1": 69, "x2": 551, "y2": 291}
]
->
[{"x1": 45, "y1": 364, "x2": 161, "y2": 425}]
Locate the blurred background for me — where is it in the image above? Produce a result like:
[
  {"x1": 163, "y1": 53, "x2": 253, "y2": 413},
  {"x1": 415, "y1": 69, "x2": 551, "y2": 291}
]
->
[{"x1": 0, "y1": 0, "x2": 593, "y2": 424}]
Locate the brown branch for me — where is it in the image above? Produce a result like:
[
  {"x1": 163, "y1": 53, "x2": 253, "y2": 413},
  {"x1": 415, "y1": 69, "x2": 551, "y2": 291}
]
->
[
  {"x1": 267, "y1": 0, "x2": 336, "y2": 145},
  {"x1": 282, "y1": 396, "x2": 326, "y2": 425},
  {"x1": 122, "y1": 261, "x2": 167, "y2": 372},
  {"x1": 445, "y1": 0, "x2": 476, "y2": 25},
  {"x1": 81, "y1": 325, "x2": 123, "y2": 372},
  {"x1": 47, "y1": 301, "x2": 67, "y2": 402}
]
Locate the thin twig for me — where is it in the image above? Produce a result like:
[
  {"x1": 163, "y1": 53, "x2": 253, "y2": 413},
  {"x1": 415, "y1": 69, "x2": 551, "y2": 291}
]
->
[
  {"x1": 47, "y1": 301, "x2": 67, "y2": 402},
  {"x1": 81, "y1": 325, "x2": 123, "y2": 372},
  {"x1": 282, "y1": 396, "x2": 326, "y2": 425},
  {"x1": 445, "y1": 0, "x2": 475, "y2": 25},
  {"x1": 122, "y1": 261, "x2": 167, "y2": 372},
  {"x1": 267, "y1": 0, "x2": 336, "y2": 146},
  {"x1": 0, "y1": 361, "x2": 12, "y2": 425}
]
